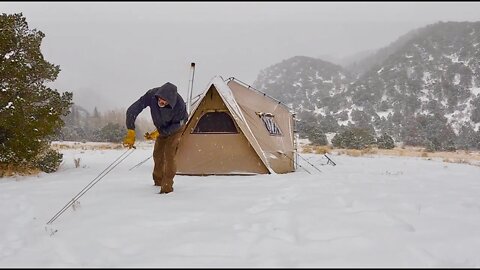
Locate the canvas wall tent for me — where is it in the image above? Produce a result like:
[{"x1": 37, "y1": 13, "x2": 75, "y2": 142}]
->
[{"x1": 176, "y1": 76, "x2": 297, "y2": 175}]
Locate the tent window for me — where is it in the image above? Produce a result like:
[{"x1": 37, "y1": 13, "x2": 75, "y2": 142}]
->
[
  {"x1": 257, "y1": 112, "x2": 282, "y2": 136},
  {"x1": 193, "y1": 111, "x2": 238, "y2": 134}
]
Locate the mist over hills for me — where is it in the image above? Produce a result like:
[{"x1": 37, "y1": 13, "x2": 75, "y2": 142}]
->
[{"x1": 253, "y1": 21, "x2": 480, "y2": 150}]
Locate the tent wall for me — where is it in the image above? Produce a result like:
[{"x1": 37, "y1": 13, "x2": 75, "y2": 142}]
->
[
  {"x1": 176, "y1": 86, "x2": 269, "y2": 175},
  {"x1": 227, "y1": 80, "x2": 295, "y2": 173}
]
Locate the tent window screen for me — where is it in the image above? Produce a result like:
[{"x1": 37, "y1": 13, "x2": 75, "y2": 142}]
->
[
  {"x1": 258, "y1": 112, "x2": 282, "y2": 136},
  {"x1": 193, "y1": 111, "x2": 238, "y2": 134}
]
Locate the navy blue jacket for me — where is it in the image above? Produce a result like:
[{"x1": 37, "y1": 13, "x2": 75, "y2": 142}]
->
[{"x1": 126, "y1": 82, "x2": 188, "y2": 137}]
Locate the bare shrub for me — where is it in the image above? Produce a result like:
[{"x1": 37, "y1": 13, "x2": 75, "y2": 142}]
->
[
  {"x1": 443, "y1": 158, "x2": 469, "y2": 165},
  {"x1": 346, "y1": 149, "x2": 362, "y2": 157},
  {"x1": 71, "y1": 201, "x2": 81, "y2": 211},
  {"x1": 302, "y1": 146, "x2": 313, "y2": 153},
  {"x1": 74, "y1": 158, "x2": 81, "y2": 168},
  {"x1": 0, "y1": 164, "x2": 40, "y2": 177},
  {"x1": 361, "y1": 147, "x2": 377, "y2": 155},
  {"x1": 314, "y1": 145, "x2": 331, "y2": 154}
]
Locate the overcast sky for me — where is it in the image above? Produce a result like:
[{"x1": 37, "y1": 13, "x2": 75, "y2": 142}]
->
[{"x1": 3, "y1": 2, "x2": 480, "y2": 112}]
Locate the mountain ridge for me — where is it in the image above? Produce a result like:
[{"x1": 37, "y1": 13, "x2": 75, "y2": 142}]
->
[{"x1": 253, "y1": 21, "x2": 480, "y2": 150}]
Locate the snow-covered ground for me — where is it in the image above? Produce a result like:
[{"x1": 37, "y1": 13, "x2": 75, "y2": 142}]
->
[{"x1": 1, "y1": 144, "x2": 480, "y2": 267}]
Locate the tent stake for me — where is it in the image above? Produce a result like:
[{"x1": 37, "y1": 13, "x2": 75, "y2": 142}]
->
[
  {"x1": 46, "y1": 148, "x2": 135, "y2": 225},
  {"x1": 324, "y1": 154, "x2": 337, "y2": 166}
]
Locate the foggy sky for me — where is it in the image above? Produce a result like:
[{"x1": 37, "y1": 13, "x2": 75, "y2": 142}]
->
[{"x1": 3, "y1": 2, "x2": 480, "y2": 113}]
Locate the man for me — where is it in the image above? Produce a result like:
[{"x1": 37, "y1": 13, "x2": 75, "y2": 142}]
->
[{"x1": 123, "y1": 82, "x2": 188, "y2": 194}]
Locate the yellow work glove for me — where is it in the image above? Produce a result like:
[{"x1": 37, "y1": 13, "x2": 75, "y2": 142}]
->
[
  {"x1": 144, "y1": 129, "x2": 160, "y2": 141},
  {"x1": 123, "y1": 129, "x2": 136, "y2": 148}
]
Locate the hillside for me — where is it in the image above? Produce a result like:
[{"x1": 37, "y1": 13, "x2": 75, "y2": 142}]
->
[{"x1": 253, "y1": 21, "x2": 480, "y2": 151}]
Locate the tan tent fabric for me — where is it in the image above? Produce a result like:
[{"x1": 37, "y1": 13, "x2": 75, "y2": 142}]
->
[
  {"x1": 176, "y1": 76, "x2": 295, "y2": 175},
  {"x1": 227, "y1": 79, "x2": 295, "y2": 173}
]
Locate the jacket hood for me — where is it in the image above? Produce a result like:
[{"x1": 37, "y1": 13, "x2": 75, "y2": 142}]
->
[{"x1": 154, "y1": 82, "x2": 178, "y2": 108}]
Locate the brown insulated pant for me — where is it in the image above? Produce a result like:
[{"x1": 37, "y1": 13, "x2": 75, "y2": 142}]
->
[{"x1": 152, "y1": 126, "x2": 184, "y2": 192}]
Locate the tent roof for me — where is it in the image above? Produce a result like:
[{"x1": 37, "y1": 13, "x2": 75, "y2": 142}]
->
[{"x1": 189, "y1": 76, "x2": 276, "y2": 174}]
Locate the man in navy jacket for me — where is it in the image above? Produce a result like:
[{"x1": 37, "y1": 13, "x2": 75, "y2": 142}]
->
[{"x1": 123, "y1": 82, "x2": 188, "y2": 194}]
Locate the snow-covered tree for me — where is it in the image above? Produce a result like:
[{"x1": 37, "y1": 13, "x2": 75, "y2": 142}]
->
[{"x1": 0, "y1": 13, "x2": 72, "y2": 169}]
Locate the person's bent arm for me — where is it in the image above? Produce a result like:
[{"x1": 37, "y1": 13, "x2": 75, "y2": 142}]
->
[{"x1": 126, "y1": 91, "x2": 150, "y2": 130}]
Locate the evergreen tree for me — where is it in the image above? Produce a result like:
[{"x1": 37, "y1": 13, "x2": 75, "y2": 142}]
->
[
  {"x1": 296, "y1": 111, "x2": 320, "y2": 139},
  {"x1": 377, "y1": 133, "x2": 395, "y2": 149},
  {"x1": 423, "y1": 114, "x2": 456, "y2": 151},
  {"x1": 351, "y1": 109, "x2": 371, "y2": 128},
  {"x1": 471, "y1": 96, "x2": 480, "y2": 123},
  {"x1": 97, "y1": 123, "x2": 125, "y2": 143},
  {"x1": 305, "y1": 125, "x2": 328, "y2": 146},
  {"x1": 402, "y1": 117, "x2": 424, "y2": 146},
  {"x1": 332, "y1": 127, "x2": 376, "y2": 149},
  {"x1": 443, "y1": 139, "x2": 456, "y2": 152},
  {"x1": 91, "y1": 106, "x2": 102, "y2": 130},
  {"x1": 319, "y1": 114, "x2": 339, "y2": 133},
  {"x1": 475, "y1": 130, "x2": 480, "y2": 150},
  {"x1": 0, "y1": 13, "x2": 72, "y2": 169},
  {"x1": 455, "y1": 124, "x2": 476, "y2": 150},
  {"x1": 93, "y1": 107, "x2": 100, "y2": 118}
]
